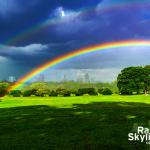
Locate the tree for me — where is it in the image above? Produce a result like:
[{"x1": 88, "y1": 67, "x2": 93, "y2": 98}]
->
[
  {"x1": 98, "y1": 88, "x2": 104, "y2": 94},
  {"x1": 69, "y1": 89, "x2": 78, "y2": 96},
  {"x1": 9, "y1": 90, "x2": 22, "y2": 97},
  {"x1": 117, "y1": 66, "x2": 145, "y2": 95},
  {"x1": 61, "y1": 90, "x2": 71, "y2": 97},
  {"x1": 0, "y1": 88, "x2": 7, "y2": 97},
  {"x1": 49, "y1": 90, "x2": 58, "y2": 97},
  {"x1": 36, "y1": 88, "x2": 49, "y2": 97},
  {"x1": 101, "y1": 88, "x2": 113, "y2": 95},
  {"x1": 0, "y1": 82, "x2": 10, "y2": 97},
  {"x1": 23, "y1": 90, "x2": 32, "y2": 97},
  {"x1": 143, "y1": 65, "x2": 150, "y2": 94},
  {"x1": 56, "y1": 88, "x2": 71, "y2": 97},
  {"x1": 77, "y1": 88, "x2": 97, "y2": 96},
  {"x1": 23, "y1": 89, "x2": 37, "y2": 97},
  {"x1": 26, "y1": 82, "x2": 49, "y2": 90}
]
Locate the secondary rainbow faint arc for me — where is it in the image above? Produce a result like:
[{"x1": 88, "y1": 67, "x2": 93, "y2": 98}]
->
[
  {"x1": 4, "y1": 2, "x2": 150, "y2": 45},
  {"x1": 9, "y1": 40, "x2": 150, "y2": 91}
]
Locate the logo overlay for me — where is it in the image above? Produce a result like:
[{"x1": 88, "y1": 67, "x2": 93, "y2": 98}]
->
[{"x1": 128, "y1": 125, "x2": 150, "y2": 144}]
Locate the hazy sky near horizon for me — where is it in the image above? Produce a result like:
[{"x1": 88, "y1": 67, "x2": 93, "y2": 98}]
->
[{"x1": 1, "y1": 0, "x2": 150, "y2": 81}]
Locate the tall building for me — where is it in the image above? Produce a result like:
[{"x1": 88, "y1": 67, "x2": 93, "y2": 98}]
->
[
  {"x1": 63, "y1": 74, "x2": 67, "y2": 82},
  {"x1": 8, "y1": 76, "x2": 16, "y2": 82},
  {"x1": 76, "y1": 70, "x2": 84, "y2": 82},
  {"x1": 84, "y1": 73, "x2": 90, "y2": 82}
]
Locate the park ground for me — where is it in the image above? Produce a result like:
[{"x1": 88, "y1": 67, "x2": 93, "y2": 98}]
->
[{"x1": 1, "y1": 95, "x2": 150, "y2": 149}]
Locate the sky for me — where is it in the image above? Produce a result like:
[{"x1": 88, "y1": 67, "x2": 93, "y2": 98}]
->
[{"x1": 1, "y1": 0, "x2": 150, "y2": 81}]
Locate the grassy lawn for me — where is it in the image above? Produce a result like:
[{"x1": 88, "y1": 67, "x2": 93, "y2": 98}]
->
[{"x1": 1, "y1": 95, "x2": 150, "y2": 149}]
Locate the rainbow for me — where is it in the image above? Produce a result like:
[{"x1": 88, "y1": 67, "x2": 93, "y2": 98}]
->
[
  {"x1": 9, "y1": 40, "x2": 150, "y2": 91},
  {"x1": 1, "y1": 2, "x2": 150, "y2": 93}
]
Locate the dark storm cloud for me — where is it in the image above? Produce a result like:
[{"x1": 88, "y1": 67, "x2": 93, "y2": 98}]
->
[{"x1": 0, "y1": 0, "x2": 150, "y2": 79}]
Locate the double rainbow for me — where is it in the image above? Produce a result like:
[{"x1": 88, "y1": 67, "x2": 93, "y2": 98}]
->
[
  {"x1": 9, "y1": 40, "x2": 150, "y2": 91},
  {"x1": 3, "y1": 2, "x2": 150, "y2": 91}
]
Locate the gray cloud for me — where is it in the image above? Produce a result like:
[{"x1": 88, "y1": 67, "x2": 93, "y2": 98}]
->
[{"x1": 0, "y1": 43, "x2": 48, "y2": 56}]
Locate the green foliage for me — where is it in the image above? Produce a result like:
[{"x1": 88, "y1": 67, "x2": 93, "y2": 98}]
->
[
  {"x1": 98, "y1": 88, "x2": 104, "y2": 94},
  {"x1": 30, "y1": 89, "x2": 37, "y2": 95},
  {"x1": 56, "y1": 88, "x2": 71, "y2": 97},
  {"x1": 23, "y1": 90, "x2": 32, "y2": 97},
  {"x1": 83, "y1": 93, "x2": 90, "y2": 96},
  {"x1": 9, "y1": 90, "x2": 22, "y2": 97},
  {"x1": 49, "y1": 90, "x2": 57, "y2": 97},
  {"x1": 143, "y1": 65, "x2": 150, "y2": 94},
  {"x1": 23, "y1": 89, "x2": 37, "y2": 97},
  {"x1": 0, "y1": 82, "x2": 10, "y2": 97},
  {"x1": 36, "y1": 88, "x2": 49, "y2": 97},
  {"x1": 98, "y1": 88, "x2": 113, "y2": 95},
  {"x1": 0, "y1": 88, "x2": 7, "y2": 97},
  {"x1": 23, "y1": 81, "x2": 118, "y2": 94},
  {"x1": 101, "y1": 88, "x2": 113, "y2": 95},
  {"x1": 24, "y1": 82, "x2": 49, "y2": 90},
  {"x1": 78, "y1": 88, "x2": 97, "y2": 96},
  {"x1": 117, "y1": 66, "x2": 146, "y2": 95},
  {"x1": 70, "y1": 89, "x2": 78, "y2": 96}
]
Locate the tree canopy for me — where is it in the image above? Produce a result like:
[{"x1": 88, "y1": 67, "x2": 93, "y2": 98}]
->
[{"x1": 117, "y1": 66, "x2": 150, "y2": 95}]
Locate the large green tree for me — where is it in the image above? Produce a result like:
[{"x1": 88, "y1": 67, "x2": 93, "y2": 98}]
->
[
  {"x1": 0, "y1": 82, "x2": 10, "y2": 97},
  {"x1": 143, "y1": 65, "x2": 150, "y2": 94},
  {"x1": 117, "y1": 66, "x2": 145, "y2": 95}
]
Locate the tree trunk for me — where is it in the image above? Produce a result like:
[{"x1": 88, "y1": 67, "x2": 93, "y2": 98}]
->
[{"x1": 145, "y1": 90, "x2": 148, "y2": 95}]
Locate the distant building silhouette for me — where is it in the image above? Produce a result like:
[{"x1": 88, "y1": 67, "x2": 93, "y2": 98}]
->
[
  {"x1": 8, "y1": 76, "x2": 16, "y2": 82},
  {"x1": 63, "y1": 74, "x2": 67, "y2": 82},
  {"x1": 84, "y1": 73, "x2": 90, "y2": 82}
]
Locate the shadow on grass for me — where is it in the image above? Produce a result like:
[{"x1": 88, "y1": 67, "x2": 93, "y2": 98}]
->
[{"x1": 0, "y1": 102, "x2": 150, "y2": 150}]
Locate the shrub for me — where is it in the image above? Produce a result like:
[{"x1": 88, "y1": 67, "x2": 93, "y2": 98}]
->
[
  {"x1": 23, "y1": 90, "x2": 32, "y2": 97},
  {"x1": 49, "y1": 90, "x2": 57, "y2": 97},
  {"x1": 98, "y1": 88, "x2": 104, "y2": 94},
  {"x1": 56, "y1": 88, "x2": 71, "y2": 97},
  {"x1": 83, "y1": 93, "x2": 90, "y2": 96},
  {"x1": 77, "y1": 88, "x2": 97, "y2": 96},
  {"x1": 9, "y1": 90, "x2": 22, "y2": 97},
  {"x1": 120, "y1": 88, "x2": 132, "y2": 95},
  {"x1": 36, "y1": 88, "x2": 49, "y2": 97},
  {"x1": 101, "y1": 88, "x2": 113, "y2": 95},
  {"x1": 62, "y1": 90, "x2": 71, "y2": 97},
  {"x1": 70, "y1": 90, "x2": 78, "y2": 96},
  {"x1": 29, "y1": 89, "x2": 37, "y2": 95}
]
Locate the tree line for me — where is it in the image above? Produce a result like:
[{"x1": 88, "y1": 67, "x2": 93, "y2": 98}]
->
[
  {"x1": 8, "y1": 87, "x2": 113, "y2": 97},
  {"x1": 0, "y1": 81, "x2": 115, "y2": 97},
  {"x1": 1, "y1": 65, "x2": 150, "y2": 97}
]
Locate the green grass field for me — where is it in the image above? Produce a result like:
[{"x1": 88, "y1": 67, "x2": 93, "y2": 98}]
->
[{"x1": 1, "y1": 95, "x2": 150, "y2": 149}]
